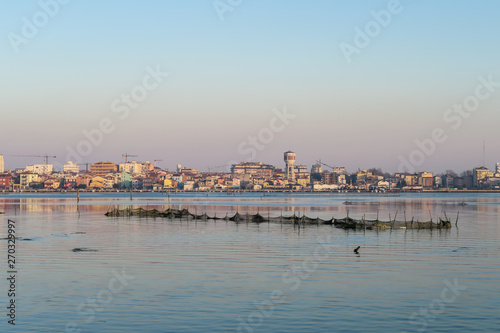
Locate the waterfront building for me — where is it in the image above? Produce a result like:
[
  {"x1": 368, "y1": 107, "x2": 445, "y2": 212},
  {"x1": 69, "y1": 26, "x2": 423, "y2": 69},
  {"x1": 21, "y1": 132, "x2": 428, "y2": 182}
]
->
[
  {"x1": 434, "y1": 176, "x2": 443, "y2": 187},
  {"x1": 63, "y1": 161, "x2": 80, "y2": 173},
  {"x1": 296, "y1": 177, "x2": 309, "y2": 188},
  {"x1": 119, "y1": 172, "x2": 132, "y2": 189},
  {"x1": 0, "y1": 174, "x2": 12, "y2": 189},
  {"x1": 89, "y1": 161, "x2": 118, "y2": 176},
  {"x1": 321, "y1": 171, "x2": 334, "y2": 185},
  {"x1": 76, "y1": 174, "x2": 93, "y2": 188},
  {"x1": 472, "y1": 166, "x2": 490, "y2": 187},
  {"x1": 183, "y1": 180, "x2": 195, "y2": 191},
  {"x1": 332, "y1": 167, "x2": 346, "y2": 174},
  {"x1": 89, "y1": 176, "x2": 106, "y2": 189},
  {"x1": 20, "y1": 172, "x2": 40, "y2": 189},
  {"x1": 473, "y1": 166, "x2": 491, "y2": 187},
  {"x1": 176, "y1": 164, "x2": 199, "y2": 175},
  {"x1": 0, "y1": 154, "x2": 4, "y2": 173},
  {"x1": 231, "y1": 162, "x2": 274, "y2": 178},
  {"x1": 294, "y1": 165, "x2": 310, "y2": 180},
  {"x1": 44, "y1": 178, "x2": 61, "y2": 189},
  {"x1": 26, "y1": 164, "x2": 53, "y2": 175},
  {"x1": 119, "y1": 161, "x2": 143, "y2": 175},
  {"x1": 163, "y1": 178, "x2": 176, "y2": 189},
  {"x1": 418, "y1": 172, "x2": 434, "y2": 189},
  {"x1": 63, "y1": 174, "x2": 77, "y2": 188}
]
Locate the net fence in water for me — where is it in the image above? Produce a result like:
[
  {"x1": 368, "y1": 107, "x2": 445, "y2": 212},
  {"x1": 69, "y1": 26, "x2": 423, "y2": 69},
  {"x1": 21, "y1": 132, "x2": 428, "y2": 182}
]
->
[{"x1": 105, "y1": 207, "x2": 454, "y2": 230}]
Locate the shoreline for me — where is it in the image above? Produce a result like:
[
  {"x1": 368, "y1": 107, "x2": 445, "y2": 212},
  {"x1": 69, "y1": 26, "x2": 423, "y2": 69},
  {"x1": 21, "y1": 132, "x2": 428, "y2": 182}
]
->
[{"x1": 2, "y1": 189, "x2": 500, "y2": 195}]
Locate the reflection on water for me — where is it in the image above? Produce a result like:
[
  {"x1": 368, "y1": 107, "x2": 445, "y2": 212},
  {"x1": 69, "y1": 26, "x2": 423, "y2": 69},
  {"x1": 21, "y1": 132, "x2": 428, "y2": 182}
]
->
[{"x1": 0, "y1": 193, "x2": 499, "y2": 332}]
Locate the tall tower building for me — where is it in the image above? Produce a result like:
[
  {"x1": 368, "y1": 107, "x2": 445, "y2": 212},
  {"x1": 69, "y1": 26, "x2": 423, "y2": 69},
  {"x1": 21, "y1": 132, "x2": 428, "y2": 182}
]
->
[
  {"x1": 284, "y1": 151, "x2": 296, "y2": 182},
  {"x1": 0, "y1": 154, "x2": 4, "y2": 173}
]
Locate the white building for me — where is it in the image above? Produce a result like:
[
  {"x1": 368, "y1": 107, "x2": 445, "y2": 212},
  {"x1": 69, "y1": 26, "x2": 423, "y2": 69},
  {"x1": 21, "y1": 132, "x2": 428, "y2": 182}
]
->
[
  {"x1": 26, "y1": 164, "x2": 53, "y2": 175},
  {"x1": 183, "y1": 180, "x2": 195, "y2": 191},
  {"x1": 332, "y1": 167, "x2": 346, "y2": 174},
  {"x1": 63, "y1": 161, "x2": 80, "y2": 173},
  {"x1": 20, "y1": 173, "x2": 40, "y2": 189},
  {"x1": 377, "y1": 180, "x2": 390, "y2": 188},
  {"x1": 119, "y1": 161, "x2": 144, "y2": 175},
  {"x1": 0, "y1": 154, "x2": 4, "y2": 173}
]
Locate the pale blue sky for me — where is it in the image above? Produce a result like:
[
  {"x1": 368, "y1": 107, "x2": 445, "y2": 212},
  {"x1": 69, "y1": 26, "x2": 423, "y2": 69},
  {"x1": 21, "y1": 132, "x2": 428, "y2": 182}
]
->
[{"x1": 1, "y1": 0, "x2": 500, "y2": 173}]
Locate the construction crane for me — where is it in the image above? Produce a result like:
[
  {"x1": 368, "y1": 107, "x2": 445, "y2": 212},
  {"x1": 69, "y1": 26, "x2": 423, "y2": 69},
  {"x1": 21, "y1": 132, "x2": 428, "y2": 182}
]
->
[
  {"x1": 122, "y1": 153, "x2": 138, "y2": 163},
  {"x1": 316, "y1": 160, "x2": 335, "y2": 170},
  {"x1": 13, "y1": 154, "x2": 56, "y2": 165},
  {"x1": 153, "y1": 159, "x2": 163, "y2": 167}
]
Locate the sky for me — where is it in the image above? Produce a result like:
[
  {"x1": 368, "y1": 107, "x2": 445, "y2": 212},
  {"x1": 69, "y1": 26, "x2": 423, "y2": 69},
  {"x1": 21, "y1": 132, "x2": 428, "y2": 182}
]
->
[{"x1": 1, "y1": 0, "x2": 500, "y2": 174}]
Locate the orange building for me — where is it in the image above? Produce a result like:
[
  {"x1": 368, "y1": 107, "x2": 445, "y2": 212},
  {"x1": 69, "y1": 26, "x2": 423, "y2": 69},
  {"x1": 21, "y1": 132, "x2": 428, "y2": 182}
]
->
[{"x1": 89, "y1": 161, "x2": 118, "y2": 176}]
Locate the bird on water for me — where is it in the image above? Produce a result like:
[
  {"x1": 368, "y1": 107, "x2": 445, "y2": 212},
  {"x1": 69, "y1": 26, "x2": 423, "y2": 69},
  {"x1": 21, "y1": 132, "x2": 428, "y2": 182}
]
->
[{"x1": 354, "y1": 246, "x2": 360, "y2": 254}]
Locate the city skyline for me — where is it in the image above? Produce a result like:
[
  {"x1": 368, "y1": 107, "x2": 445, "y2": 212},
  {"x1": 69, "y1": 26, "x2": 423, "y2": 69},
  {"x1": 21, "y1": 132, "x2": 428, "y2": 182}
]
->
[
  {"x1": 3, "y1": 153, "x2": 499, "y2": 192},
  {"x1": 2, "y1": 1, "x2": 500, "y2": 173},
  {"x1": 0, "y1": 151, "x2": 497, "y2": 177}
]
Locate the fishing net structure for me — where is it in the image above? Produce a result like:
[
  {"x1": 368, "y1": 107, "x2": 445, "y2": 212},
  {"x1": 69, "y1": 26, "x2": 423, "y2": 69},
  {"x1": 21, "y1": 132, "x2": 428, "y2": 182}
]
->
[{"x1": 105, "y1": 207, "x2": 454, "y2": 230}]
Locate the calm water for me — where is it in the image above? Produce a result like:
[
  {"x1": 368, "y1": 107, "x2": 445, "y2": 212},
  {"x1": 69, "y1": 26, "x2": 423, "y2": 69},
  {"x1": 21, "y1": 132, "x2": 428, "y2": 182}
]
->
[{"x1": 1, "y1": 192, "x2": 499, "y2": 332}]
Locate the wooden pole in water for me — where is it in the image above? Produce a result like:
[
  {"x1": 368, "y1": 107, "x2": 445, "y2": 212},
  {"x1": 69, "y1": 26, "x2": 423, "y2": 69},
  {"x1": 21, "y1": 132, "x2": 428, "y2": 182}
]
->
[
  {"x1": 77, "y1": 188, "x2": 80, "y2": 203},
  {"x1": 455, "y1": 211, "x2": 459, "y2": 227},
  {"x1": 130, "y1": 188, "x2": 133, "y2": 200}
]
